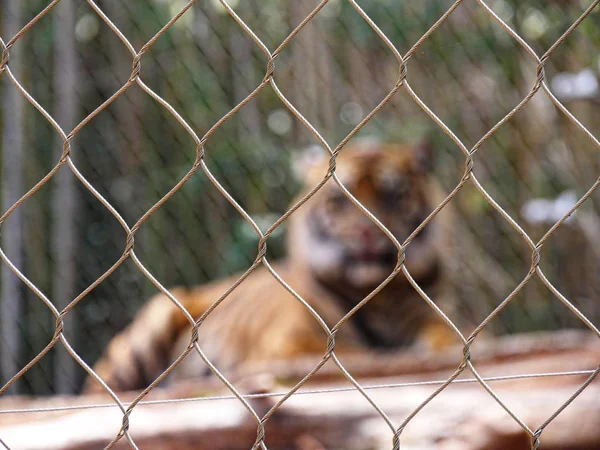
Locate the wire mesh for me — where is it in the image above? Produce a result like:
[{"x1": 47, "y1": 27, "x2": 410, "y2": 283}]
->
[{"x1": 1, "y1": 0, "x2": 599, "y2": 449}]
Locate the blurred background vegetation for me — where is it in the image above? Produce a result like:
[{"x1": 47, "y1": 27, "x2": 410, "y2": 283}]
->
[{"x1": 0, "y1": 0, "x2": 599, "y2": 395}]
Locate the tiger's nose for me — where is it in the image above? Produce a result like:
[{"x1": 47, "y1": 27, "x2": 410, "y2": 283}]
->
[{"x1": 355, "y1": 224, "x2": 379, "y2": 243}]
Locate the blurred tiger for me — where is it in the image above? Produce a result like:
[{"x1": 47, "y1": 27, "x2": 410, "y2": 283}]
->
[{"x1": 84, "y1": 139, "x2": 457, "y2": 393}]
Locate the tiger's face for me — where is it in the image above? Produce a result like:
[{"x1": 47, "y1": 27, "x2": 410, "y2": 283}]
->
[{"x1": 289, "y1": 140, "x2": 440, "y2": 290}]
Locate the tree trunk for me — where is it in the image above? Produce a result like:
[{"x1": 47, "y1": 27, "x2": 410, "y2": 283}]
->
[
  {"x1": 1, "y1": 0, "x2": 25, "y2": 395},
  {"x1": 52, "y1": 0, "x2": 79, "y2": 395}
]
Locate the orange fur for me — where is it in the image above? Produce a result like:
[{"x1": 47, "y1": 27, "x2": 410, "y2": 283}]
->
[{"x1": 85, "y1": 140, "x2": 457, "y2": 394}]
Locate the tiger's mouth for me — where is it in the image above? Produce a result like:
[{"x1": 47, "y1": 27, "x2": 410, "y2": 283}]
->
[
  {"x1": 343, "y1": 223, "x2": 432, "y2": 279},
  {"x1": 343, "y1": 254, "x2": 395, "y2": 288},
  {"x1": 348, "y1": 248, "x2": 397, "y2": 266}
]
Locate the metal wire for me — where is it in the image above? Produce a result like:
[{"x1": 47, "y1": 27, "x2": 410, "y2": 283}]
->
[
  {"x1": 1, "y1": 1, "x2": 599, "y2": 449},
  {"x1": 0, "y1": 369, "x2": 597, "y2": 416}
]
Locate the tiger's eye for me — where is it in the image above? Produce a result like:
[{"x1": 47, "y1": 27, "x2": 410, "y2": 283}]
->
[
  {"x1": 381, "y1": 180, "x2": 409, "y2": 205},
  {"x1": 327, "y1": 193, "x2": 349, "y2": 211}
]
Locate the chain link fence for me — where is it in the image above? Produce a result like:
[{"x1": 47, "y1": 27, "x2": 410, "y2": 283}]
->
[{"x1": 0, "y1": 0, "x2": 599, "y2": 448}]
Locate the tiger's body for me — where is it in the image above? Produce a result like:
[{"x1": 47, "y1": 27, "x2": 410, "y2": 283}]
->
[{"x1": 85, "y1": 140, "x2": 456, "y2": 393}]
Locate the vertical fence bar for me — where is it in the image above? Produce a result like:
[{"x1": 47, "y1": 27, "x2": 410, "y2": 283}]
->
[
  {"x1": 0, "y1": 0, "x2": 24, "y2": 395},
  {"x1": 52, "y1": 0, "x2": 79, "y2": 394}
]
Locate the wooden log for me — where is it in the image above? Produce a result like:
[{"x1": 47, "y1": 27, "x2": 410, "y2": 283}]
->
[
  {"x1": 2, "y1": 381, "x2": 599, "y2": 449},
  {"x1": 0, "y1": 330, "x2": 598, "y2": 449}
]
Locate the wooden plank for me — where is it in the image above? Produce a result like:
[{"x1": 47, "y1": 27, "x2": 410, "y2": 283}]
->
[{"x1": 0, "y1": 331, "x2": 598, "y2": 449}]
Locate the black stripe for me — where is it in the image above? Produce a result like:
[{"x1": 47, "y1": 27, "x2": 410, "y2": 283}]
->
[
  {"x1": 318, "y1": 261, "x2": 442, "y2": 349},
  {"x1": 155, "y1": 332, "x2": 174, "y2": 373},
  {"x1": 132, "y1": 349, "x2": 151, "y2": 389}
]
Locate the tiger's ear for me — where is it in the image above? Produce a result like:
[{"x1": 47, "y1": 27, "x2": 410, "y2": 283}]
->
[
  {"x1": 292, "y1": 145, "x2": 329, "y2": 184},
  {"x1": 413, "y1": 138, "x2": 434, "y2": 173}
]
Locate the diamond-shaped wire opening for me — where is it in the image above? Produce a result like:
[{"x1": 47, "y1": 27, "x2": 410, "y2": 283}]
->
[
  {"x1": 272, "y1": 2, "x2": 406, "y2": 134},
  {"x1": 461, "y1": 280, "x2": 599, "y2": 438}
]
